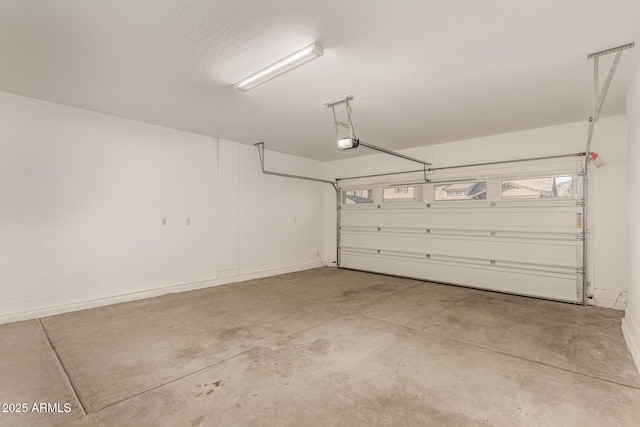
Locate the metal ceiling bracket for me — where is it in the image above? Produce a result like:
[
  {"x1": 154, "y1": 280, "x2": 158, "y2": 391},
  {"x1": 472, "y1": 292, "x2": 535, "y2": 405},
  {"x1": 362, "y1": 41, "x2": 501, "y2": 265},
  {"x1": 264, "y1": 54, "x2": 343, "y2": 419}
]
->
[
  {"x1": 587, "y1": 43, "x2": 635, "y2": 59},
  {"x1": 326, "y1": 96, "x2": 432, "y2": 167},
  {"x1": 254, "y1": 142, "x2": 338, "y2": 192},
  {"x1": 582, "y1": 42, "x2": 634, "y2": 306},
  {"x1": 324, "y1": 95, "x2": 354, "y2": 109},
  {"x1": 589, "y1": 44, "x2": 631, "y2": 121},
  {"x1": 586, "y1": 42, "x2": 634, "y2": 152}
]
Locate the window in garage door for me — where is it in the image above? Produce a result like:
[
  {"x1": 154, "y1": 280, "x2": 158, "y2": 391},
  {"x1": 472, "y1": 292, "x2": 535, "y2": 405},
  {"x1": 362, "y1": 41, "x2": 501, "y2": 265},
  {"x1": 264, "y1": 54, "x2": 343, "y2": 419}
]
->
[
  {"x1": 434, "y1": 182, "x2": 487, "y2": 200},
  {"x1": 501, "y1": 176, "x2": 573, "y2": 199},
  {"x1": 342, "y1": 189, "x2": 374, "y2": 204},
  {"x1": 338, "y1": 172, "x2": 584, "y2": 304},
  {"x1": 383, "y1": 186, "x2": 423, "y2": 203}
]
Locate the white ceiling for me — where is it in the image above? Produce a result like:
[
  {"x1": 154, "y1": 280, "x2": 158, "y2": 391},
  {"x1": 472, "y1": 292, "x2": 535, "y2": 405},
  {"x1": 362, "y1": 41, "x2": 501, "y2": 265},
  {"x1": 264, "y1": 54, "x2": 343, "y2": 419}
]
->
[{"x1": 2, "y1": 0, "x2": 639, "y2": 161}]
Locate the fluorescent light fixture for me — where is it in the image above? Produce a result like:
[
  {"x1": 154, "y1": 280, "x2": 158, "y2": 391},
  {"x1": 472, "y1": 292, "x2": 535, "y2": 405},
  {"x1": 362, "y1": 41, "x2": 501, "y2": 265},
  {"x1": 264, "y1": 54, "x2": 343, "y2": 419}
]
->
[
  {"x1": 337, "y1": 137, "x2": 359, "y2": 150},
  {"x1": 235, "y1": 41, "x2": 323, "y2": 91}
]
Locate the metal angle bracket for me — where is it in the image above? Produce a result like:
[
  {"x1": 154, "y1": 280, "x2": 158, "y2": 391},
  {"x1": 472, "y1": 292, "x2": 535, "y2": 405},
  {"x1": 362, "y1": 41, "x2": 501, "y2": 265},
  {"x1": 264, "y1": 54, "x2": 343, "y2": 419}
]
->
[
  {"x1": 588, "y1": 42, "x2": 635, "y2": 124},
  {"x1": 587, "y1": 43, "x2": 635, "y2": 59},
  {"x1": 582, "y1": 42, "x2": 634, "y2": 306},
  {"x1": 324, "y1": 95, "x2": 354, "y2": 109},
  {"x1": 326, "y1": 96, "x2": 356, "y2": 142},
  {"x1": 325, "y1": 96, "x2": 432, "y2": 167},
  {"x1": 254, "y1": 142, "x2": 338, "y2": 192}
]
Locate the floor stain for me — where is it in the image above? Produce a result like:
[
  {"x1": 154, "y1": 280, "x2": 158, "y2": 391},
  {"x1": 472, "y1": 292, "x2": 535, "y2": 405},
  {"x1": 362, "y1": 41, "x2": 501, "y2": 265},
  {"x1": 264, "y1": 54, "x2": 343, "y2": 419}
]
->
[
  {"x1": 340, "y1": 290, "x2": 362, "y2": 298},
  {"x1": 311, "y1": 338, "x2": 331, "y2": 354},
  {"x1": 190, "y1": 415, "x2": 206, "y2": 426},
  {"x1": 218, "y1": 327, "x2": 242, "y2": 340}
]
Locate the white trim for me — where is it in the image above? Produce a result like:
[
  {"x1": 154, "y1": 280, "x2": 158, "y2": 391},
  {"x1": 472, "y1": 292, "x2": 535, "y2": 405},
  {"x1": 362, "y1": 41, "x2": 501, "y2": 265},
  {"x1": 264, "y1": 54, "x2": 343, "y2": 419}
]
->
[
  {"x1": 622, "y1": 317, "x2": 640, "y2": 374},
  {"x1": 0, "y1": 261, "x2": 322, "y2": 325}
]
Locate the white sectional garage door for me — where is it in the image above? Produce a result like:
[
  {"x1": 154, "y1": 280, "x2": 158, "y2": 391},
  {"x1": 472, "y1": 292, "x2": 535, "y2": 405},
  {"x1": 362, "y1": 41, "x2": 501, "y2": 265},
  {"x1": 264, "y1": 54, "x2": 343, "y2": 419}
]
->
[{"x1": 338, "y1": 162, "x2": 585, "y2": 303}]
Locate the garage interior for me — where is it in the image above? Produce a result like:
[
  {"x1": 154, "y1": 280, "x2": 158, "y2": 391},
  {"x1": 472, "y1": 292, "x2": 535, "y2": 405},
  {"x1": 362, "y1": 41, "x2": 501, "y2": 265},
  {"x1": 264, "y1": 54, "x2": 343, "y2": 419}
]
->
[{"x1": 2, "y1": 1, "x2": 640, "y2": 425}]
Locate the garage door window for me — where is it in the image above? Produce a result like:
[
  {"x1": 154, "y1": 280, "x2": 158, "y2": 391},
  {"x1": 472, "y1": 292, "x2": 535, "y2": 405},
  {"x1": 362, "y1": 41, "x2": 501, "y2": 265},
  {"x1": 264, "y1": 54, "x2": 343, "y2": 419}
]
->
[
  {"x1": 434, "y1": 182, "x2": 487, "y2": 200},
  {"x1": 342, "y1": 189, "x2": 375, "y2": 204},
  {"x1": 501, "y1": 176, "x2": 573, "y2": 199},
  {"x1": 383, "y1": 186, "x2": 423, "y2": 203}
]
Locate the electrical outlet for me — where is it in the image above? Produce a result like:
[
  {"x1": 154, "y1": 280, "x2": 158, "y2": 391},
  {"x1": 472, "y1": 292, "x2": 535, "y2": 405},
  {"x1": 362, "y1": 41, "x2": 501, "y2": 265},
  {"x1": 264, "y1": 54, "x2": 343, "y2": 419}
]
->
[
  {"x1": 162, "y1": 218, "x2": 167, "y2": 226},
  {"x1": 186, "y1": 218, "x2": 191, "y2": 226}
]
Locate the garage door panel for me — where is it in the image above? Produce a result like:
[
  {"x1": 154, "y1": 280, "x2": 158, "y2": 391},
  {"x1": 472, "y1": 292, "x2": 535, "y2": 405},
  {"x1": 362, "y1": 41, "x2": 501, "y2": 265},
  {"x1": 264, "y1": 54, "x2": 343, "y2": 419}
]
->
[
  {"x1": 342, "y1": 209, "x2": 581, "y2": 230},
  {"x1": 340, "y1": 232, "x2": 580, "y2": 265},
  {"x1": 341, "y1": 210, "x2": 427, "y2": 225},
  {"x1": 339, "y1": 173, "x2": 584, "y2": 303},
  {"x1": 340, "y1": 252, "x2": 580, "y2": 303},
  {"x1": 340, "y1": 224, "x2": 581, "y2": 238}
]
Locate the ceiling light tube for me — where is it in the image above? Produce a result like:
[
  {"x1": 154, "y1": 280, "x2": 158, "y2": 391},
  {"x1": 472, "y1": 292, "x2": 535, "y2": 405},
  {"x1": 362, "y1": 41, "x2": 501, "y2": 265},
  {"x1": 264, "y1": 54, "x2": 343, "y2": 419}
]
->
[{"x1": 235, "y1": 41, "x2": 323, "y2": 91}]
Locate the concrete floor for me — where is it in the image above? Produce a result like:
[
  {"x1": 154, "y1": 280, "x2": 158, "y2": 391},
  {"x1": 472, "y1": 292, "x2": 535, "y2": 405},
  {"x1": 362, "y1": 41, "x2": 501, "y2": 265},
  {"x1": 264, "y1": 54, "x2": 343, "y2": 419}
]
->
[{"x1": 1, "y1": 268, "x2": 639, "y2": 426}]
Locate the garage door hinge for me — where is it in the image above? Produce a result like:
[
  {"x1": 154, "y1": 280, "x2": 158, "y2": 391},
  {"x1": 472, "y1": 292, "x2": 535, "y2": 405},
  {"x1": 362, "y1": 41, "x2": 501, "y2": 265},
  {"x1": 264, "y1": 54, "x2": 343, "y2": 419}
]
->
[{"x1": 490, "y1": 260, "x2": 496, "y2": 265}]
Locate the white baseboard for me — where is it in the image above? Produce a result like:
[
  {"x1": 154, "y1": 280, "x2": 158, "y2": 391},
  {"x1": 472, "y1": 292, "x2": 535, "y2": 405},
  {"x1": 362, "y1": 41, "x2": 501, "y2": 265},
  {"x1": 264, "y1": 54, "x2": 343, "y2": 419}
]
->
[
  {"x1": 0, "y1": 261, "x2": 324, "y2": 325},
  {"x1": 622, "y1": 317, "x2": 640, "y2": 375}
]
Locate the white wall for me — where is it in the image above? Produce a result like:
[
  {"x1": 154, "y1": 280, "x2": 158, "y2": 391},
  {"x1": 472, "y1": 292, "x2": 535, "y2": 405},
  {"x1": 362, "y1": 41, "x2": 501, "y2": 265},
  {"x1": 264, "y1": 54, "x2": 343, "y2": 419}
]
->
[
  {"x1": 590, "y1": 116, "x2": 629, "y2": 308},
  {"x1": 323, "y1": 117, "x2": 629, "y2": 309},
  {"x1": 218, "y1": 140, "x2": 327, "y2": 277},
  {"x1": 623, "y1": 60, "x2": 640, "y2": 372},
  {"x1": 1, "y1": 88, "x2": 631, "y2": 323},
  {"x1": 0, "y1": 92, "x2": 326, "y2": 323}
]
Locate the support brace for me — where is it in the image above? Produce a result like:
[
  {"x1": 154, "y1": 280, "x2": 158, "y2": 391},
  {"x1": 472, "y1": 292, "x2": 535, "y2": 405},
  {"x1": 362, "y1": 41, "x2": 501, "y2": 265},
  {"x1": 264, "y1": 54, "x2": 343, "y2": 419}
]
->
[
  {"x1": 582, "y1": 41, "x2": 634, "y2": 305},
  {"x1": 326, "y1": 96, "x2": 432, "y2": 167},
  {"x1": 586, "y1": 42, "x2": 634, "y2": 153},
  {"x1": 254, "y1": 142, "x2": 338, "y2": 192}
]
